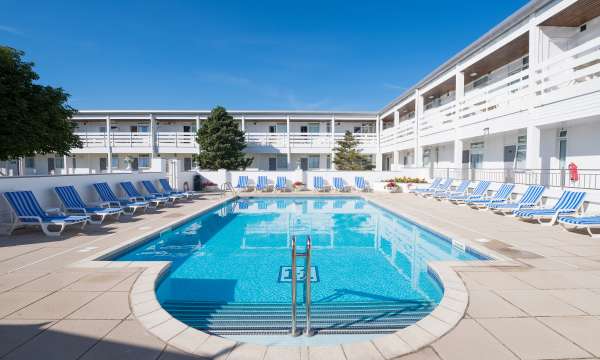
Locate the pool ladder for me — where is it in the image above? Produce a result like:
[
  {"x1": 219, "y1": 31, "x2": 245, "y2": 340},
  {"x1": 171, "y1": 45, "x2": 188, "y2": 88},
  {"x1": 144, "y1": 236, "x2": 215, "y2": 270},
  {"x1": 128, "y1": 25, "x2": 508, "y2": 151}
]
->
[{"x1": 290, "y1": 235, "x2": 313, "y2": 337}]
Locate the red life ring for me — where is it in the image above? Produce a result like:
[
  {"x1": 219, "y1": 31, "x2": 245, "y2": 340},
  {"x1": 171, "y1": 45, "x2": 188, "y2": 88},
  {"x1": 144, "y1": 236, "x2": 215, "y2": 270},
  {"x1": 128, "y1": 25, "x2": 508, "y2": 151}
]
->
[{"x1": 568, "y1": 162, "x2": 579, "y2": 181}]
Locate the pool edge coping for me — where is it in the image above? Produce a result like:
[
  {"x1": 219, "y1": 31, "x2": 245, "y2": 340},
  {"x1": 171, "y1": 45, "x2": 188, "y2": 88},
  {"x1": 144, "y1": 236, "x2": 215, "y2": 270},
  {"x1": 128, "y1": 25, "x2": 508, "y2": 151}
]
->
[{"x1": 70, "y1": 193, "x2": 521, "y2": 359}]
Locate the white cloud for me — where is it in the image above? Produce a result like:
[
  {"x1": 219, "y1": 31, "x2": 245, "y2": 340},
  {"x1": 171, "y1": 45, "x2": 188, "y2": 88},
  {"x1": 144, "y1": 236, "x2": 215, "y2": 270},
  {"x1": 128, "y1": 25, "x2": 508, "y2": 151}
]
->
[{"x1": 0, "y1": 25, "x2": 23, "y2": 36}]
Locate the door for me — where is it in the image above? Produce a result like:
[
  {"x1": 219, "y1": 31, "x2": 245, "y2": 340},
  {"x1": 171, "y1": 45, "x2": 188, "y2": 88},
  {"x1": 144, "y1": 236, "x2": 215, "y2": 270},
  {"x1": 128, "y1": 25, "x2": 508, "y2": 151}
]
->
[
  {"x1": 268, "y1": 158, "x2": 277, "y2": 171},
  {"x1": 99, "y1": 158, "x2": 107, "y2": 172},
  {"x1": 503, "y1": 145, "x2": 516, "y2": 182},
  {"x1": 131, "y1": 158, "x2": 139, "y2": 171},
  {"x1": 300, "y1": 158, "x2": 308, "y2": 171},
  {"x1": 462, "y1": 150, "x2": 470, "y2": 180},
  {"x1": 47, "y1": 158, "x2": 55, "y2": 174}
]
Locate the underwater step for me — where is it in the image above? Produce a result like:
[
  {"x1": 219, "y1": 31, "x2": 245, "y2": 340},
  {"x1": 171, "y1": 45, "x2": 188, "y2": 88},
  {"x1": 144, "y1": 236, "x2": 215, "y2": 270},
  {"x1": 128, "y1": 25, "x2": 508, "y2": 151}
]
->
[{"x1": 162, "y1": 300, "x2": 436, "y2": 335}]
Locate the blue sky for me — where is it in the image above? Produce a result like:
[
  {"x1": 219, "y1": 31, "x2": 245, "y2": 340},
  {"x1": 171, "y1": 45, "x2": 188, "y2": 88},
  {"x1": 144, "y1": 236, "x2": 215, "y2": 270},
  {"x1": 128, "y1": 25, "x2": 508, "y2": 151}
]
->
[{"x1": 1, "y1": 0, "x2": 528, "y2": 111}]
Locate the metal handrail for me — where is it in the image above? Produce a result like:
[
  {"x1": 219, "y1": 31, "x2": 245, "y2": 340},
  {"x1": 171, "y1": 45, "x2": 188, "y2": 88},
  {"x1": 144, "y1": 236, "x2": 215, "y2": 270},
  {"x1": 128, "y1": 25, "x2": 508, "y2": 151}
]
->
[{"x1": 290, "y1": 235, "x2": 313, "y2": 337}]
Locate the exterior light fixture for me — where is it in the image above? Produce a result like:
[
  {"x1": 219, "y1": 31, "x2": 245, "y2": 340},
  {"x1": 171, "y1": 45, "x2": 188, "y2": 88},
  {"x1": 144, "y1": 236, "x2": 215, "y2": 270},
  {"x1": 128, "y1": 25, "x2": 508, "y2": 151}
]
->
[
  {"x1": 428, "y1": 95, "x2": 434, "y2": 99},
  {"x1": 483, "y1": 127, "x2": 490, "y2": 136},
  {"x1": 470, "y1": 72, "x2": 478, "y2": 77}
]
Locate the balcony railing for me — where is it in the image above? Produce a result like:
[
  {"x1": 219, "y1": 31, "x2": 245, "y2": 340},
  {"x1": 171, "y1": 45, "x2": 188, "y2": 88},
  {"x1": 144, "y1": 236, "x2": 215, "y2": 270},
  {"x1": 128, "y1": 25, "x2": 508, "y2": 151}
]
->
[
  {"x1": 420, "y1": 102, "x2": 456, "y2": 136},
  {"x1": 245, "y1": 132, "x2": 377, "y2": 149},
  {"x1": 535, "y1": 36, "x2": 600, "y2": 104},
  {"x1": 458, "y1": 69, "x2": 531, "y2": 125},
  {"x1": 430, "y1": 167, "x2": 600, "y2": 190},
  {"x1": 245, "y1": 133, "x2": 287, "y2": 147},
  {"x1": 157, "y1": 132, "x2": 197, "y2": 148},
  {"x1": 380, "y1": 119, "x2": 416, "y2": 148}
]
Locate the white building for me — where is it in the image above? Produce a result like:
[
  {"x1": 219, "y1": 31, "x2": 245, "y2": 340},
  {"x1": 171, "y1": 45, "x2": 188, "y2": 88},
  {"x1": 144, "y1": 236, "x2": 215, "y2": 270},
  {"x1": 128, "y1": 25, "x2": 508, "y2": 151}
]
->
[{"x1": 4, "y1": 0, "x2": 600, "y2": 190}]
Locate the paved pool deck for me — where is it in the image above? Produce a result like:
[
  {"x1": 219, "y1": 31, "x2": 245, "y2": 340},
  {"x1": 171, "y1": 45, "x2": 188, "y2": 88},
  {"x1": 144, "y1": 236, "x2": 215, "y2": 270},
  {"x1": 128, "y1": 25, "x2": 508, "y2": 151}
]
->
[{"x1": 1, "y1": 192, "x2": 600, "y2": 360}]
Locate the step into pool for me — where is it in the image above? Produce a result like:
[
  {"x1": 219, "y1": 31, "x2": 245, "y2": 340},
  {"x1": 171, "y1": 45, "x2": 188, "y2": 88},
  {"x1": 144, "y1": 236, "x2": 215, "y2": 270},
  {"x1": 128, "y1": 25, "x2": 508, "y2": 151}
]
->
[{"x1": 113, "y1": 197, "x2": 488, "y2": 341}]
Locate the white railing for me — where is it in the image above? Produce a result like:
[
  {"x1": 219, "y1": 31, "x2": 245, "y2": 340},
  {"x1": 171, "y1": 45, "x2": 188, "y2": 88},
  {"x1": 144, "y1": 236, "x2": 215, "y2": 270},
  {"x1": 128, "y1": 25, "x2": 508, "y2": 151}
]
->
[
  {"x1": 157, "y1": 132, "x2": 197, "y2": 148},
  {"x1": 289, "y1": 132, "x2": 331, "y2": 148},
  {"x1": 109, "y1": 132, "x2": 151, "y2": 148},
  {"x1": 245, "y1": 133, "x2": 288, "y2": 148},
  {"x1": 458, "y1": 69, "x2": 531, "y2": 125},
  {"x1": 335, "y1": 133, "x2": 378, "y2": 148},
  {"x1": 420, "y1": 102, "x2": 456, "y2": 136},
  {"x1": 380, "y1": 119, "x2": 416, "y2": 148},
  {"x1": 75, "y1": 132, "x2": 107, "y2": 147},
  {"x1": 535, "y1": 36, "x2": 600, "y2": 104}
]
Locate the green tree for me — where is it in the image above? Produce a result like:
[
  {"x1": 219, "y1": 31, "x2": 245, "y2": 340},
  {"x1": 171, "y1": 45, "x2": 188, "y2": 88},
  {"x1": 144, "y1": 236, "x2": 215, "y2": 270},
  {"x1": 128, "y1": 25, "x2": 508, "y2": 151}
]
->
[
  {"x1": 0, "y1": 46, "x2": 81, "y2": 160},
  {"x1": 194, "y1": 106, "x2": 253, "y2": 170},
  {"x1": 333, "y1": 131, "x2": 375, "y2": 170}
]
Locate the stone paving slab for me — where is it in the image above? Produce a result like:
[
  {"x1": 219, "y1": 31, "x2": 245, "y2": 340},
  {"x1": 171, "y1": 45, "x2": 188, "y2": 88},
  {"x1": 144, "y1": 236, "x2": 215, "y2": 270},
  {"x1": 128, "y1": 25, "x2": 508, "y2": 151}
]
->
[{"x1": 1, "y1": 193, "x2": 600, "y2": 359}]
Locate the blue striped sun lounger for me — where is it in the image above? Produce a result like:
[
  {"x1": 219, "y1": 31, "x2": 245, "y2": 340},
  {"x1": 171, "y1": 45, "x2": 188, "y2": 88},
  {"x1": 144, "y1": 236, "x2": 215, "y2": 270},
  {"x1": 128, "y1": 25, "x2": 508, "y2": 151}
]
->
[
  {"x1": 236, "y1": 176, "x2": 252, "y2": 192},
  {"x1": 4, "y1": 191, "x2": 90, "y2": 237},
  {"x1": 467, "y1": 183, "x2": 515, "y2": 209},
  {"x1": 409, "y1": 178, "x2": 442, "y2": 195},
  {"x1": 93, "y1": 182, "x2": 149, "y2": 215},
  {"x1": 275, "y1": 176, "x2": 290, "y2": 192},
  {"x1": 487, "y1": 185, "x2": 545, "y2": 214},
  {"x1": 256, "y1": 176, "x2": 272, "y2": 192},
  {"x1": 313, "y1": 176, "x2": 331, "y2": 192},
  {"x1": 449, "y1": 181, "x2": 491, "y2": 204},
  {"x1": 159, "y1": 179, "x2": 201, "y2": 199},
  {"x1": 333, "y1": 177, "x2": 351, "y2": 192},
  {"x1": 355, "y1": 176, "x2": 370, "y2": 192},
  {"x1": 514, "y1": 190, "x2": 586, "y2": 225},
  {"x1": 421, "y1": 178, "x2": 453, "y2": 197},
  {"x1": 433, "y1": 180, "x2": 470, "y2": 200},
  {"x1": 120, "y1": 181, "x2": 168, "y2": 207},
  {"x1": 142, "y1": 180, "x2": 185, "y2": 202},
  {"x1": 55, "y1": 185, "x2": 122, "y2": 224},
  {"x1": 558, "y1": 215, "x2": 600, "y2": 237}
]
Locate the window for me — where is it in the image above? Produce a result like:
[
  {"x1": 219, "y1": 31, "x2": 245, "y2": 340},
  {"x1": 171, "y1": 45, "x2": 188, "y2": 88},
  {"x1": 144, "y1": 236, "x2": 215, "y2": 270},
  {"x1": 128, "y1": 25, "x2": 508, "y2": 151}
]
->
[
  {"x1": 422, "y1": 149, "x2": 431, "y2": 167},
  {"x1": 268, "y1": 125, "x2": 276, "y2": 133},
  {"x1": 138, "y1": 154, "x2": 151, "y2": 169},
  {"x1": 515, "y1": 135, "x2": 527, "y2": 169},
  {"x1": 308, "y1": 123, "x2": 320, "y2": 133},
  {"x1": 326, "y1": 154, "x2": 331, "y2": 169},
  {"x1": 100, "y1": 158, "x2": 107, "y2": 171},
  {"x1": 111, "y1": 155, "x2": 119, "y2": 169},
  {"x1": 25, "y1": 157, "x2": 35, "y2": 169},
  {"x1": 276, "y1": 123, "x2": 287, "y2": 133},
  {"x1": 470, "y1": 142, "x2": 484, "y2": 169},
  {"x1": 580, "y1": 24, "x2": 587, "y2": 32},
  {"x1": 308, "y1": 155, "x2": 320, "y2": 169},
  {"x1": 183, "y1": 126, "x2": 191, "y2": 133},
  {"x1": 55, "y1": 156, "x2": 64, "y2": 169},
  {"x1": 276, "y1": 154, "x2": 287, "y2": 169},
  {"x1": 138, "y1": 125, "x2": 149, "y2": 133},
  {"x1": 183, "y1": 158, "x2": 192, "y2": 171},
  {"x1": 558, "y1": 129, "x2": 568, "y2": 169},
  {"x1": 130, "y1": 126, "x2": 138, "y2": 132},
  {"x1": 353, "y1": 126, "x2": 361, "y2": 133}
]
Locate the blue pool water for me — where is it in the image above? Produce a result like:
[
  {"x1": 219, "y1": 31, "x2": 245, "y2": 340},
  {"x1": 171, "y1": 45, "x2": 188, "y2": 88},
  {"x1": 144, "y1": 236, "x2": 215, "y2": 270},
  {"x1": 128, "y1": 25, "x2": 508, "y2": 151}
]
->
[
  {"x1": 114, "y1": 197, "x2": 486, "y2": 338},
  {"x1": 116, "y1": 197, "x2": 484, "y2": 302}
]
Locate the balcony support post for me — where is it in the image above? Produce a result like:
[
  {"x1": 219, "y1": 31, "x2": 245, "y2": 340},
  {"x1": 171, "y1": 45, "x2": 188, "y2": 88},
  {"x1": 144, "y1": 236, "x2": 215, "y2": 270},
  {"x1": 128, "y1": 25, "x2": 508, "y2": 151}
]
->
[
  {"x1": 150, "y1": 114, "x2": 156, "y2": 158},
  {"x1": 414, "y1": 90, "x2": 423, "y2": 167},
  {"x1": 287, "y1": 115, "x2": 292, "y2": 169},
  {"x1": 455, "y1": 70, "x2": 464, "y2": 125},
  {"x1": 330, "y1": 115, "x2": 335, "y2": 170},
  {"x1": 526, "y1": 126, "x2": 541, "y2": 169},
  {"x1": 106, "y1": 115, "x2": 112, "y2": 173},
  {"x1": 375, "y1": 114, "x2": 382, "y2": 171},
  {"x1": 195, "y1": 115, "x2": 201, "y2": 155}
]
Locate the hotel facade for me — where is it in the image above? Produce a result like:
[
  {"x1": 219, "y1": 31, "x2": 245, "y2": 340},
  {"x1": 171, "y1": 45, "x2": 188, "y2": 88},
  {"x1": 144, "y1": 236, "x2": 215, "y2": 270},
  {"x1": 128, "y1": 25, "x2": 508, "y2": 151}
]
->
[{"x1": 4, "y1": 0, "x2": 600, "y2": 189}]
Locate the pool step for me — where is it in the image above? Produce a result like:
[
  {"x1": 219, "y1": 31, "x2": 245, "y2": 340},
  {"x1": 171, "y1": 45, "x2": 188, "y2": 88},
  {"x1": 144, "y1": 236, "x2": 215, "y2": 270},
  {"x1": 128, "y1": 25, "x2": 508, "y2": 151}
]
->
[{"x1": 162, "y1": 300, "x2": 437, "y2": 335}]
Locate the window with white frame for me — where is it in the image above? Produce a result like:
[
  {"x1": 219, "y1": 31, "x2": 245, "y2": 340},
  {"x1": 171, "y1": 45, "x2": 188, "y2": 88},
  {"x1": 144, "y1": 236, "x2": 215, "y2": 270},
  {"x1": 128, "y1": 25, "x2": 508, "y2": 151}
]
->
[
  {"x1": 515, "y1": 135, "x2": 527, "y2": 169},
  {"x1": 138, "y1": 154, "x2": 151, "y2": 168},
  {"x1": 54, "y1": 156, "x2": 64, "y2": 169},
  {"x1": 111, "y1": 155, "x2": 119, "y2": 168},
  {"x1": 25, "y1": 157, "x2": 35, "y2": 169},
  {"x1": 308, "y1": 155, "x2": 320, "y2": 169},
  {"x1": 183, "y1": 157, "x2": 192, "y2": 171},
  {"x1": 276, "y1": 154, "x2": 287, "y2": 169},
  {"x1": 308, "y1": 123, "x2": 320, "y2": 133}
]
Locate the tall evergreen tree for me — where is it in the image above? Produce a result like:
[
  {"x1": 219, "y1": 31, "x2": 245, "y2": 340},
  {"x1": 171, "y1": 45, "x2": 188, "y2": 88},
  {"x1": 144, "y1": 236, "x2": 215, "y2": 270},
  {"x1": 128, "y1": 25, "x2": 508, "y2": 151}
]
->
[
  {"x1": 332, "y1": 131, "x2": 375, "y2": 170},
  {"x1": 194, "y1": 106, "x2": 253, "y2": 170},
  {"x1": 0, "y1": 46, "x2": 81, "y2": 160}
]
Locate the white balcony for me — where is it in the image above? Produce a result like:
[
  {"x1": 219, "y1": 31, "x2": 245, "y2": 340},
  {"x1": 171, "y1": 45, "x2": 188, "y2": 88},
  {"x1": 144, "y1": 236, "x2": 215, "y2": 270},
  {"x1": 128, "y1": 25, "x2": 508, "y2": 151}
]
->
[
  {"x1": 458, "y1": 69, "x2": 531, "y2": 126},
  {"x1": 535, "y1": 36, "x2": 600, "y2": 106},
  {"x1": 420, "y1": 103, "x2": 456, "y2": 137},
  {"x1": 380, "y1": 119, "x2": 416, "y2": 151},
  {"x1": 156, "y1": 132, "x2": 197, "y2": 153},
  {"x1": 245, "y1": 132, "x2": 377, "y2": 153}
]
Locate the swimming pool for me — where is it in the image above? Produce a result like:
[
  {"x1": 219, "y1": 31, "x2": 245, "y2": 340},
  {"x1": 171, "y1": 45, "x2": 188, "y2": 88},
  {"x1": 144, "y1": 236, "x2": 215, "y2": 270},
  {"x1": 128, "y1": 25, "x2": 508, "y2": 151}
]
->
[{"x1": 114, "y1": 196, "x2": 487, "y2": 338}]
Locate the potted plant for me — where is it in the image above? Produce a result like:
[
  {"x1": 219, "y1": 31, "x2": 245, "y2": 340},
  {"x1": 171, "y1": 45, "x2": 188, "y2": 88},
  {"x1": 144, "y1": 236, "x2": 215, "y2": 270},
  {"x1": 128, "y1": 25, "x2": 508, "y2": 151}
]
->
[
  {"x1": 293, "y1": 181, "x2": 305, "y2": 191},
  {"x1": 384, "y1": 180, "x2": 400, "y2": 193}
]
